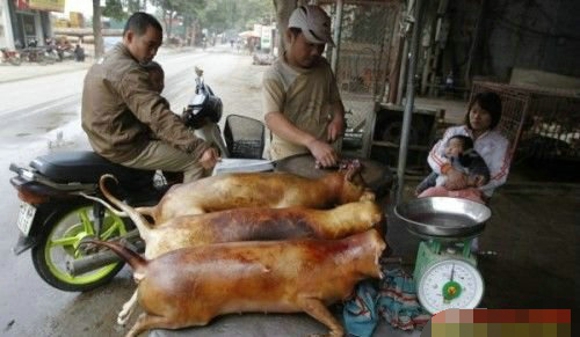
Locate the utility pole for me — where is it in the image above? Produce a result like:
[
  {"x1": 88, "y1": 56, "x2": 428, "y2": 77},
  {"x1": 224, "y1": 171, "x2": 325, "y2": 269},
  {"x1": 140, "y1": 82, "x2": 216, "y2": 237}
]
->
[{"x1": 92, "y1": 0, "x2": 104, "y2": 60}]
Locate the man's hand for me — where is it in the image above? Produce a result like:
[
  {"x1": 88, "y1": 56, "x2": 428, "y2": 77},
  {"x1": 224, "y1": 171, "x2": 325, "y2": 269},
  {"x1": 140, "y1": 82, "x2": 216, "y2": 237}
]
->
[
  {"x1": 326, "y1": 113, "x2": 345, "y2": 143},
  {"x1": 307, "y1": 139, "x2": 339, "y2": 168},
  {"x1": 199, "y1": 147, "x2": 220, "y2": 170},
  {"x1": 444, "y1": 168, "x2": 469, "y2": 190}
]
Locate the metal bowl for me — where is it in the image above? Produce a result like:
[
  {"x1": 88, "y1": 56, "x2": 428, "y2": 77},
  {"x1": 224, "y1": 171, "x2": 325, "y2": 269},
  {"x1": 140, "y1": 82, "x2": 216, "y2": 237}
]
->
[{"x1": 394, "y1": 197, "x2": 491, "y2": 239}]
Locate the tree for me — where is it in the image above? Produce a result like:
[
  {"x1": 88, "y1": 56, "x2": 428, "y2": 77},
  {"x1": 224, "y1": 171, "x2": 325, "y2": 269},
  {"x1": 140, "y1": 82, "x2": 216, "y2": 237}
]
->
[
  {"x1": 151, "y1": 0, "x2": 205, "y2": 40},
  {"x1": 102, "y1": 0, "x2": 148, "y2": 21},
  {"x1": 92, "y1": 0, "x2": 149, "y2": 59},
  {"x1": 198, "y1": 0, "x2": 274, "y2": 34},
  {"x1": 272, "y1": 0, "x2": 296, "y2": 54},
  {"x1": 148, "y1": 0, "x2": 273, "y2": 45},
  {"x1": 127, "y1": 0, "x2": 147, "y2": 13},
  {"x1": 102, "y1": 0, "x2": 126, "y2": 21},
  {"x1": 93, "y1": 0, "x2": 105, "y2": 60}
]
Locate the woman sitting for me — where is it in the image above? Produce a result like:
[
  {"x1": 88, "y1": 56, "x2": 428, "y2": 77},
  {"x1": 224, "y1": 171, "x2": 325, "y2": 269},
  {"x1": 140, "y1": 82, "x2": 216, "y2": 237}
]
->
[{"x1": 423, "y1": 91, "x2": 511, "y2": 203}]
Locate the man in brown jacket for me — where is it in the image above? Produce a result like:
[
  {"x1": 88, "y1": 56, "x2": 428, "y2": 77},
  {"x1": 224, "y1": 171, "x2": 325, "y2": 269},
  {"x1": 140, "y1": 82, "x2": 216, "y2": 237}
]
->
[{"x1": 81, "y1": 12, "x2": 218, "y2": 182}]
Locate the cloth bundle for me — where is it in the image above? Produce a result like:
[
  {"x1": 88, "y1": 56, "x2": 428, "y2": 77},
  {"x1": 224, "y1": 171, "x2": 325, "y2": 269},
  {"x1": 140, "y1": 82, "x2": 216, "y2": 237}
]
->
[{"x1": 343, "y1": 268, "x2": 431, "y2": 337}]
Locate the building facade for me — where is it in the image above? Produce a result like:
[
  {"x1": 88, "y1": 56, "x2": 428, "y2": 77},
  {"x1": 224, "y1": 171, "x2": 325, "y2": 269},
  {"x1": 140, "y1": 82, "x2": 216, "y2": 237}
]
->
[{"x1": 0, "y1": 0, "x2": 64, "y2": 50}]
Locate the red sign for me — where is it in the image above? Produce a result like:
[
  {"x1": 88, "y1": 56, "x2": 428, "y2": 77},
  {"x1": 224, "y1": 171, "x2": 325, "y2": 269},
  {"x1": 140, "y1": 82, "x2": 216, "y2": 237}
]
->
[
  {"x1": 15, "y1": 0, "x2": 30, "y2": 10},
  {"x1": 14, "y1": 0, "x2": 65, "y2": 12}
]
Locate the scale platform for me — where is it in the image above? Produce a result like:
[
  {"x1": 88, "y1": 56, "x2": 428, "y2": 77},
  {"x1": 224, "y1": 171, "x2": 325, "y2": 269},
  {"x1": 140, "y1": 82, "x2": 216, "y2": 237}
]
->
[{"x1": 395, "y1": 197, "x2": 492, "y2": 314}]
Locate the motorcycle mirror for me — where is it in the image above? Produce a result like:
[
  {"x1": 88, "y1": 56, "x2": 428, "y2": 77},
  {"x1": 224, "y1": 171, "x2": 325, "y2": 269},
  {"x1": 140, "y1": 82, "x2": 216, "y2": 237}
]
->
[
  {"x1": 189, "y1": 92, "x2": 207, "y2": 106},
  {"x1": 182, "y1": 108, "x2": 208, "y2": 129},
  {"x1": 194, "y1": 66, "x2": 203, "y2": 77}
]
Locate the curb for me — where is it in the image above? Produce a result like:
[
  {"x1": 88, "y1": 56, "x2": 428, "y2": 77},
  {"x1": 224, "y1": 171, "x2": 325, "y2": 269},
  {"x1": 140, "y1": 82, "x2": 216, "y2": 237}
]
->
[
  {"x1": 0, "y1": 61, "x2": 92, "y2": 84},
  {"x1": 0, "y1": 47, "x2": 198, "y2": 84}
]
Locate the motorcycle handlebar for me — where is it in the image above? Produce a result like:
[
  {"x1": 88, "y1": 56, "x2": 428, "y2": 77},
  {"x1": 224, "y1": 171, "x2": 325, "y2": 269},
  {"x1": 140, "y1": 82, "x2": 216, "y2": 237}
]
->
[{"x1": 9, "y1": 163, "x2": 23, "y2": 174}]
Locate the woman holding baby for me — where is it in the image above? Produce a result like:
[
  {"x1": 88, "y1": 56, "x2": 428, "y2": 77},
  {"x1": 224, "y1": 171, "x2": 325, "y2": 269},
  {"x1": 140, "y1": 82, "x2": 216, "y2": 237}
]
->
[{"x1": 417, "y1": 92, "x2": 512, "y2": 204}]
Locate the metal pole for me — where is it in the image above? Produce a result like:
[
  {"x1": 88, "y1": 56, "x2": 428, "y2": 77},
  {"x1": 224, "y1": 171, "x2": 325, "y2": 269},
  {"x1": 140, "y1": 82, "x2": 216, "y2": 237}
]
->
[
  {"x1": 329, "y1": 0, "x2": 344, "y2": 153},
  {"x1": 396, "y1": 0, "x2": 414, "y2": 105},
  {"x1": 396, "y1": 0, "x2": 425, "y2": 204},
  {"x1": 396, "y1": 38, "x2": 409, "y2": 105},
  {"x1": 330, "y1": 0, "x2": 344, "y2": 73}
]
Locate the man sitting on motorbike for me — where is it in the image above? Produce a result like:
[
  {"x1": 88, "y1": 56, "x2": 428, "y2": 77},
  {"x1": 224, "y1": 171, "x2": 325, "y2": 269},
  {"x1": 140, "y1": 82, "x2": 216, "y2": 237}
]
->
[{"x1": 81, "y1": 12, "x2": 219, "y2": 183}]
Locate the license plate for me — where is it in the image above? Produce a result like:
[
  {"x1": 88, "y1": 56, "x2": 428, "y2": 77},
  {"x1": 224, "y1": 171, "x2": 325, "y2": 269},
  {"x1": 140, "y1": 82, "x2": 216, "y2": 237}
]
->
[{"x1": 17, "y1": 202, "x2": 36, "y2": 236}]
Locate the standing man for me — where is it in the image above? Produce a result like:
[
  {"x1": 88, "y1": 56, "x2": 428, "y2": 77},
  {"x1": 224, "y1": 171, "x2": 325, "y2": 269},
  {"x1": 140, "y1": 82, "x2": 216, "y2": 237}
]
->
[
  {"x1": 82, "y1": 12, "x2": 219, "y2": 183},
  {"x1": 262, "y1": 5, "x2": 345, "y2": 168}
]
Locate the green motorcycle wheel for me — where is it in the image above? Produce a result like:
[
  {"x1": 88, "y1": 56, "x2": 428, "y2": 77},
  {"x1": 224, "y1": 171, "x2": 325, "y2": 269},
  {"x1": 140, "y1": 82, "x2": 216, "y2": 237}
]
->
[{"x1": 31, "y1": 201, "x2": 131, "y2": 292}]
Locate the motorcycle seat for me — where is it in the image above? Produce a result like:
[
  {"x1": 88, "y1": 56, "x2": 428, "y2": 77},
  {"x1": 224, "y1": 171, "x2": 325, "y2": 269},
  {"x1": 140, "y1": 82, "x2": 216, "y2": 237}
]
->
[{"x1": 30, "y1": 151, "x2": 154, "y2": 184}]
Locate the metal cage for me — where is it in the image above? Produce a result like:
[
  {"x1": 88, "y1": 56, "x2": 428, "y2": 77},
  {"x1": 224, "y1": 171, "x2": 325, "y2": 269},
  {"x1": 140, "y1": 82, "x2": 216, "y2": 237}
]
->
[
  {"x1": 323, "y1": 1, "x2": 401, "y2": 157},
  {"x1": 471, "y1": 81, "x2": 580, "y2": 162}
]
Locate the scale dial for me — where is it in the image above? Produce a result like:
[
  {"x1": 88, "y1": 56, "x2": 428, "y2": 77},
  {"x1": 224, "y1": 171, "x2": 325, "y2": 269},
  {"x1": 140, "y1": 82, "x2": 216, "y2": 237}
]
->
[{"x1": 417, "y1": 258, "x2": 484, "y2": 314}]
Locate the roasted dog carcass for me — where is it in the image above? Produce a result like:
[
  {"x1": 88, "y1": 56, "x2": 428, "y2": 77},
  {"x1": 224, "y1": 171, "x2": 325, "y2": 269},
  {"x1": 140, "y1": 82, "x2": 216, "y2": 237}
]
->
[
  {"x1": 136, "y1": 163, "x2": 374, "y2": 224},
  {"x1": 96, "y1": 175, "x2": 384, "y2": 258},
  {"x1": 91, "y1": 229, "x2": 387, "y2": 337},
  {"x1": 90, "y1": 174, "x2": 385, "y2": 326}
]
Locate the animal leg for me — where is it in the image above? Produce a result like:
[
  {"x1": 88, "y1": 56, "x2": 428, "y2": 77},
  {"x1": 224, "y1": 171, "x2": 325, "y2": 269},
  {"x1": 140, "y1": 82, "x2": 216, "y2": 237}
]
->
[
  {"x1": 117, "y1": 290, "x2": 138, "y2": 326},
  {"x1": 298, "y1": 297, "x2": 344, "y2": 337},
  {"x1": 126, "y1": 312, "x2": 205, "y2": 337}
]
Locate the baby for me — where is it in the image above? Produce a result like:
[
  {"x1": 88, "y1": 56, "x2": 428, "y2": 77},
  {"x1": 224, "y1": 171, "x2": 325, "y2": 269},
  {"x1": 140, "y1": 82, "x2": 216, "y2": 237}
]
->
[{"x1": 415, "y1": 135, "x2": 490, "y2": 204}]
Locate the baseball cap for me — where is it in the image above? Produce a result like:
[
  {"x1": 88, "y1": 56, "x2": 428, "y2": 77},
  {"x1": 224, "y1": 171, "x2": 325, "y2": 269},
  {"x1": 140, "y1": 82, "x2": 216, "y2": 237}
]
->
[{"x1": 288, "y1": 5, "x2": 335, "y2": 46}]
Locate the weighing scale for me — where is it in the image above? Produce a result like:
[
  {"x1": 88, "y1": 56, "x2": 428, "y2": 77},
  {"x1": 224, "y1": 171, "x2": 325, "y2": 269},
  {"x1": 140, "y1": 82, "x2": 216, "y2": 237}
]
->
[{"x1": 394, "y1": 197, "x2": 491, "y2": 314}]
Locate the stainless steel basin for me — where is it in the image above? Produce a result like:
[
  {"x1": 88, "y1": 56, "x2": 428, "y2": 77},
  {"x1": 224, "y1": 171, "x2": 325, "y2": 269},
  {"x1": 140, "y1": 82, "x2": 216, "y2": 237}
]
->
[{"x1": 394, "y1": 197, "x2": 492, "y2": 238}]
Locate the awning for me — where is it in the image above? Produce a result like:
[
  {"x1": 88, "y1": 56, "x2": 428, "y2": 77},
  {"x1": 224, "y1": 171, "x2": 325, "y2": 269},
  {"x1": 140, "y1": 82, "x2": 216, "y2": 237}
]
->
[{"x1": 26, "y1": 0, "x2": 65, "y2": 13}]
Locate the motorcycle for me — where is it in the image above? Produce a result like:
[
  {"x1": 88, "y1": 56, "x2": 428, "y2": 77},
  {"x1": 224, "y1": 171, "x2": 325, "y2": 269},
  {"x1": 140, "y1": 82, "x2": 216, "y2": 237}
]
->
[
  {"x1": 183, "y1": 66, "x2": 229, "y2": 157},
  {"x1": 20, "y1": 47, "x2": 56, "y2": 65},
  {"x1": 9, "y1": 67, "x2": 269, "y2": 292},
  {"x1": 55, "y1": 43, "x2": 75, "y2": 62},
  {"x1": 1, "y1": 48, "x2": 22, "y2": 66}
]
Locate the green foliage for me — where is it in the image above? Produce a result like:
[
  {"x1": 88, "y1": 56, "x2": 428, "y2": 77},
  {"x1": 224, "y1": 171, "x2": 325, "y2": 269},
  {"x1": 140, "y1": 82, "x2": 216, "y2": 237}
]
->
[
  {"x1": 101, "y1": 0, "x2": 148, "y2": 20},
  {"x1": 149, "y1": 0, "x2": 205, "y2": 40},
  {"x1": 126, "y1": 0, "x2": 145, "y2": 13},
  {"x1": 150, "y1": 0, "x2": 206, "y2": 17},
  {"x1": 102, "y1": 0, "x2": 127, "y2": 21},
  {"x1": 90, "y1": 0, "x2": 274, "y2": 54},
  {"x1": 198, "y1": 0, "x2": 274, "y2": 34},
  {"x1": 117, "y1": 0, "x2": 273, "y2": 40}
]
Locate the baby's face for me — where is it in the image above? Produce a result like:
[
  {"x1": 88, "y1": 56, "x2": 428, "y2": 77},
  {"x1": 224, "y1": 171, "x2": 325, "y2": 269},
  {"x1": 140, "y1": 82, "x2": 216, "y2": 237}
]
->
[
  {"x1": 467, "y1": 174, "x2": 487, "y2": 187},
  {"x1": 445, "y1": 138, "x2": 465, "y2": 158}
]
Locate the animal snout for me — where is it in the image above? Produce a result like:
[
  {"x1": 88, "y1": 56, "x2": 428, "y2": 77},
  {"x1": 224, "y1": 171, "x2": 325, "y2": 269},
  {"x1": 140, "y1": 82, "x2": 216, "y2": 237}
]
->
[
  {"x1": 371, "y1": 210, "x2": 385, "y2": 224},
  {"x1": 359, "y1": 190, "x2": 375, "y2": 202}
]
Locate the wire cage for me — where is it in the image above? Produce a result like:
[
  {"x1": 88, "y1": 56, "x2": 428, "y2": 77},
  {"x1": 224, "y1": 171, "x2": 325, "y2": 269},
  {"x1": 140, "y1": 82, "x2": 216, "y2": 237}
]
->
[
  {"x1": 327, "y1": 2, "x2": 398, "y2": 98},
  {"x1": 471, "y1": 81, "x2": 580, "y2": 162},
  {"x1": 322, "y1": 1, "x2": 400, "y2": 156}
]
